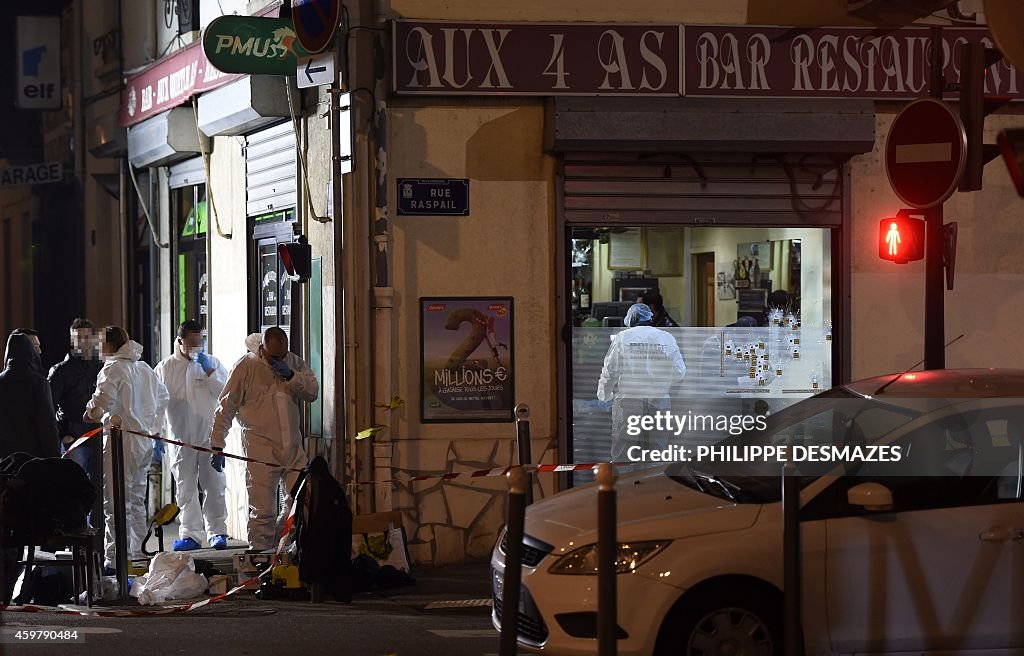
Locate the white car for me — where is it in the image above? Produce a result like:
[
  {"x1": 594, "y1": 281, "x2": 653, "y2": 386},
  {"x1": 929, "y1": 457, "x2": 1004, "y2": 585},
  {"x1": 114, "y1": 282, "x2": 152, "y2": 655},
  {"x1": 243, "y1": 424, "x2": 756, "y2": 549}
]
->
[{"x1": 491, "y1": 369, "x2": 1024, "y2": 655}]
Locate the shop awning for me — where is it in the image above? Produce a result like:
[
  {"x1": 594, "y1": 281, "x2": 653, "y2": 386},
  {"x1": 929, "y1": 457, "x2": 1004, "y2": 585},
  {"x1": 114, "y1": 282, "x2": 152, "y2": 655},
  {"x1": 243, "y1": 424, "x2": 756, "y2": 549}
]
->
[
  {"x1": 127, "y1": 107, "x2": 208, "y2": 168},
  {"x1": 546, "y1": 97, "x2": 876, "y2": 154}
]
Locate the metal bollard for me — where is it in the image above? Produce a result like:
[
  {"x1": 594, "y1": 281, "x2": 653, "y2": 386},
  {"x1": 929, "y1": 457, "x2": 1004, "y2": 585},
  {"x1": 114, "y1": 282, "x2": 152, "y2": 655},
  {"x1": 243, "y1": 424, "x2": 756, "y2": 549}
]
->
[
  {"x1": 597, "y1": 463, "x2": 618, "y2": 656},
  {"x1": 514, "y1": 403, "x2": 533, "y2": 505},
  {"x1": 109, "y1": 416, "x2": 130, "y2": 600},
  {"x1": 499, "y1": 466, "x2": 529, "y2": 656},
  {"x1": 782, "y1": 462, "x2": 801, "y2": 656}
]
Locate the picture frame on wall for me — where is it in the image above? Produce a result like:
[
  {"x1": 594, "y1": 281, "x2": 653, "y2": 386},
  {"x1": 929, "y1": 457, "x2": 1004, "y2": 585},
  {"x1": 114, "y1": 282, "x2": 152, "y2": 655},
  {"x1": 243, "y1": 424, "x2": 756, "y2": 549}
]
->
[
  {"x1": 645, "y1": 227, "x2": 683, "y2": 276},
  {"x1": 420, "y1": 297, "x2": 515, "y2": 423},
  {"x1": 737, "y1": 241, "x2": 771, "y2": 269},
  {"x1": 608, "y1": 228, "x2": 645, "y2": 270}
]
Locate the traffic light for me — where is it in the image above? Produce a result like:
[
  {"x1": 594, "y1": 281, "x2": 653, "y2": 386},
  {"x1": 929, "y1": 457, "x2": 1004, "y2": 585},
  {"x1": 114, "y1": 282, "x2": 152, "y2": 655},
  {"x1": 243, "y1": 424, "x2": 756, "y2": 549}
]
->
[
  {"x1": 278, "y1": 235, "x2": 312, "y2": 283},
  {"x1": 878, "y1": 212, "x2": 925, "y2": 264},
  {"x1": 958, "y1": 42, "x2": 1009, "y2": 192}
]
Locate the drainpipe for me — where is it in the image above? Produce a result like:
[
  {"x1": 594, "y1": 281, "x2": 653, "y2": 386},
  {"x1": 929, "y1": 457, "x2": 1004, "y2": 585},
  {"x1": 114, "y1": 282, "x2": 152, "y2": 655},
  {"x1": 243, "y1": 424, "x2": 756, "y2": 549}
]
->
[
  {"x1": 370, "y1": 28, "x2": 393, "y2": 513},
  {"x1": 331, "y1": 34, "x2": 349, "y2": 483}
]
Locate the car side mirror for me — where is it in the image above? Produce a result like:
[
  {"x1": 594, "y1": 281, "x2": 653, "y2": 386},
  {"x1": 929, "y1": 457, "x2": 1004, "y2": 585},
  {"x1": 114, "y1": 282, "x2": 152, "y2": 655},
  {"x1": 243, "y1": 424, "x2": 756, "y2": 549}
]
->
[{"x1": 847, "y1": 482, "x2": 893, "y2": 512}]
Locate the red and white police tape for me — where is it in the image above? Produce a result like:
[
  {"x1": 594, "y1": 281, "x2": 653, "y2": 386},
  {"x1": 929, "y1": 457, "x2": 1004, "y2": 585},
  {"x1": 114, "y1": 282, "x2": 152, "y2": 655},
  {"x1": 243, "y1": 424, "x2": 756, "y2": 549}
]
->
[{"x1": 61, "y1": 425, "x2": 605, "y2": 486}]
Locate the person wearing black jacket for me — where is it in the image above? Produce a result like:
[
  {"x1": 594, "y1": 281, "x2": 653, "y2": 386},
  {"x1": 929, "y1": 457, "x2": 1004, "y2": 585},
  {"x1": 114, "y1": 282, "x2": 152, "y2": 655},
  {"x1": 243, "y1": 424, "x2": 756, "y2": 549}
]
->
[
  {"x1": 47, "y1": 318, "x2": 102, "y2": 473},
  {"x1": 0, "y1": 332, "x2": 59, "y2": 460},
  {"x1": 641, "y1": 291, "x2": 680, "y2": 328}
]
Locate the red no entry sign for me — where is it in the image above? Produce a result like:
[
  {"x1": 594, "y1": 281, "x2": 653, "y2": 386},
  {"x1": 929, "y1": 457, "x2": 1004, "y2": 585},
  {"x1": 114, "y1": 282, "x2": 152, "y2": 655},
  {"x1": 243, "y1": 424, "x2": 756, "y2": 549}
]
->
[
  {"x1": 291, "y1": 0, "x2": 341, "y2": 55},
  {"x1": 885, "y1": 98, "x2": 967, "y2": 209}
]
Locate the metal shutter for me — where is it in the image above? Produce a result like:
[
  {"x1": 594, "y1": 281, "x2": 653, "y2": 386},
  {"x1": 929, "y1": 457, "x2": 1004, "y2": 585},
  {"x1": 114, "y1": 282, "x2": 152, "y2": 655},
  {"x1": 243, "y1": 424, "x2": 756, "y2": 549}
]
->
[
  {"x1": 245, "y1": 121, "x2": 297, "y2": 216},
  {"x1": 168, "y1": 156, "x2": 206, "y2": 189},
  {"x1": 561, "y1": 152, "x2": 843, "y2": 226}
]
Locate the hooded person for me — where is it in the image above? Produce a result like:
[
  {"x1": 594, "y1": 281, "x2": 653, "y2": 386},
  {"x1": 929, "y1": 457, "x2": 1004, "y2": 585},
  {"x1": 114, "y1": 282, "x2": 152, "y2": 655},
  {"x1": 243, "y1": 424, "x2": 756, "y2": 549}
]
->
[
  {"x1": 0, "y1": 332, "x2": 60, "y2": 460},
  {"x1": 596, "y1": 303, "x2": 686, "y2": 463},
  {"x1": 209, "y1": 327, "x2": 319, "y2": 552},
  {"x1": 84, "y1": 326, "x2": 169, "y2": 570},
  {"x1": 154, "y1": 320, "x2": 230, "y2": 552}
]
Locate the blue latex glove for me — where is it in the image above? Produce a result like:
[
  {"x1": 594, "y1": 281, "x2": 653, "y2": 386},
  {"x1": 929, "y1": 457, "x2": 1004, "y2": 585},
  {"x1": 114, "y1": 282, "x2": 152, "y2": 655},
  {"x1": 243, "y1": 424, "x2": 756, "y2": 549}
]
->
[
  {"x1": 152, "y1": 439, "x2": 165, "y2": 463},
  {"x1": 195, "y1": 350, "x2": 214, "y2": 373},
  {"x1": 270, "y1": 358, "x2": 293, "y2": 381},
  {"x1": 211, "y1": 449, "x2": 225, "y2": 473}
]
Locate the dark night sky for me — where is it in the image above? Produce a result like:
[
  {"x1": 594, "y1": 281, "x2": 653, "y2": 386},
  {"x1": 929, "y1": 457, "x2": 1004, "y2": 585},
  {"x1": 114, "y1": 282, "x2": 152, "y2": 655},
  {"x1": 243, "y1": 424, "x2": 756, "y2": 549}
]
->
[{"x1": 0, "y1": 0, "x2": 73, "y2": 164}]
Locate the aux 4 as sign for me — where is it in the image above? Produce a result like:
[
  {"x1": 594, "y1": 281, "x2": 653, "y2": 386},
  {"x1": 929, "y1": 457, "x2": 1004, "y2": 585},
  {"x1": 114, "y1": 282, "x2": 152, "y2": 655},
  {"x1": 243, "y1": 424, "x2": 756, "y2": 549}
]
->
[{"x1": 203, "y1": 16, "x2": 311, "y2": 76}]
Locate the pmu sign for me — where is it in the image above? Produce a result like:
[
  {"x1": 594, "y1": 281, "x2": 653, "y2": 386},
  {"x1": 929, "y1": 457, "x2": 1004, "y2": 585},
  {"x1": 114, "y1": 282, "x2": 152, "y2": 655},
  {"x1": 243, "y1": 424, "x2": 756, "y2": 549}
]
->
[
  {"x1": 203, "y1": 16, "x2": 311, "y2": 75},
  {"x1": 16, "y1": 16, "x2": 61, "y2": 109}
]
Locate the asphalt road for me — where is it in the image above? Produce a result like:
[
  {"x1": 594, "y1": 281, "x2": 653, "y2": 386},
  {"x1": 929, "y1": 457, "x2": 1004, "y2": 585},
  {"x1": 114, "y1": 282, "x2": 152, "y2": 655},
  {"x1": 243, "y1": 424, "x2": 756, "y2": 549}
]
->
[
  {"x1": 2, "y1": 564, "x2": 500, "y2": 656},
  {"x1": 2, "y1": 597, "x2": 498, "y2": 655}
]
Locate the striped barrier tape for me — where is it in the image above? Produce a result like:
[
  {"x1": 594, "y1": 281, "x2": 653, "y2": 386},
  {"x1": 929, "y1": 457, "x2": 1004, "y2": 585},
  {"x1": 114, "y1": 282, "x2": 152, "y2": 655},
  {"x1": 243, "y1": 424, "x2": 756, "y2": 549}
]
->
[{"x1": 61, "y1": 426, "x2": 607, "y2": 487}]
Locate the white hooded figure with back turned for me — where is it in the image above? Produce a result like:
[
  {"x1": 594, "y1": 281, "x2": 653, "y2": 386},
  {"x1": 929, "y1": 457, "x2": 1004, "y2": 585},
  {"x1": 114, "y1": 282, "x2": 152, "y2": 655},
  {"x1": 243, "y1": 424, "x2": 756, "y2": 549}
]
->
[{"x1": 85, "y1": 326, "x2": 169, "y2": 570}]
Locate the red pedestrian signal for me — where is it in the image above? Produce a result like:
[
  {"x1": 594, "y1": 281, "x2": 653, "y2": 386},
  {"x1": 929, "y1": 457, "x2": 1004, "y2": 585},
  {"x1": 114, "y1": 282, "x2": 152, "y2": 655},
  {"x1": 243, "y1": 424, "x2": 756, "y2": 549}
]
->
[
  {"x1": 878, "y1": 214, "x2": 925, "y2": 263},
  {"x1": 278, "y1": 235, "x2": 312, "y2": 283}
]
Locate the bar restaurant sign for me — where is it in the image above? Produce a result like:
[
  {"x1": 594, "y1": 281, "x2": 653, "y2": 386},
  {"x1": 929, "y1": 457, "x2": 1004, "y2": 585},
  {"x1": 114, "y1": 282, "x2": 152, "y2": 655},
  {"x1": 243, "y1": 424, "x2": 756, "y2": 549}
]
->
[{"x1": 392, "y1": 21, "x2": 1024, "y2": 100}]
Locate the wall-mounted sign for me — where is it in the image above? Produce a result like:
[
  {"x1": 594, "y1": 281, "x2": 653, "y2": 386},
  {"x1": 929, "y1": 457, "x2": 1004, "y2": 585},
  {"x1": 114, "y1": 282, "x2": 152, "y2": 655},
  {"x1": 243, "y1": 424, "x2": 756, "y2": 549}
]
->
[
  {"x1": 121, "y1": 42, "x2": 241, "y2": 127},
  {"x1": 683, "y1": 25, "x2": 1023, "y2": 100},
  {"x1": 393, "y1": 21, "x2": 682, "y2": 96},
  {"x1": 397, "y1": 178, "x2": 470, "y2": 216},
  {"x1": 0, "y1": 162, "x2": 63, "y2": 188},
  {"x1": 421, "y1": 297, "x2": 514, "y2": 423},
  {"x1": 203, "y1": 16, "x2": 311, "y2": 76},
  {"x1": 297, "y1": 51, "x2": 335, "y2": 88},
  {"x1": 16, "y1": 16, "x2": 61, "y2": 109},
  {"x1": 392, "y1": 21, "x2": 1023, "y2": 101}
]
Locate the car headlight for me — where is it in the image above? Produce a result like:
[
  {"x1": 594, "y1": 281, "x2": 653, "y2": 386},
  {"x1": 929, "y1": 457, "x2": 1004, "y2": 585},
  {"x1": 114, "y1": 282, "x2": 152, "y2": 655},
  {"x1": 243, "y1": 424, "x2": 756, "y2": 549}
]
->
[{"x1": 548, "y1": 541, "x2": 670, "y2": 575}]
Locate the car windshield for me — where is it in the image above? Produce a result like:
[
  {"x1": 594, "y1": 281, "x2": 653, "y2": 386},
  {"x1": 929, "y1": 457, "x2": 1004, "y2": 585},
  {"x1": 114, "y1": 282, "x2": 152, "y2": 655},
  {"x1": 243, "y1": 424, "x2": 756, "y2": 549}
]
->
[{"x1": 667, "y1": 388, "x2": 935, "y2": 503}]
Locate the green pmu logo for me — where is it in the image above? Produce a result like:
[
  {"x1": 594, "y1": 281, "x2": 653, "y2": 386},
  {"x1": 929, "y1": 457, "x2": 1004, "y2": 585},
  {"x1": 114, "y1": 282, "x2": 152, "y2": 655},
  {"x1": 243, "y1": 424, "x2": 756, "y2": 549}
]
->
[{"x1": 213, "y1": 26, "x2": 300, "y2": 60}]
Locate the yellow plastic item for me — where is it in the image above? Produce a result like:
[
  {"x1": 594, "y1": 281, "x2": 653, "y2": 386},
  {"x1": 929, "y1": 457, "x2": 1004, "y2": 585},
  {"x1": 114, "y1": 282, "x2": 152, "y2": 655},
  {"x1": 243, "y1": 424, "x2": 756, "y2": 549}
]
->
[
  {"x1": 129, "y1": 560, "x2": 149, "y2": 576},
  {"x1": 152, "y1": 503, "x2": 180, "y2": 526},
  {"x1": 271, "y1": 565, "x2": 302, "y2": 589}
]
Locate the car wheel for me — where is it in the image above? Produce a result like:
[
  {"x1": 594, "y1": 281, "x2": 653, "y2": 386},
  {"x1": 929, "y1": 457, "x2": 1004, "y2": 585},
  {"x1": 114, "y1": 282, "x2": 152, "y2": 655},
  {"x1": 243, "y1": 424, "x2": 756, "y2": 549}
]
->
[{"x1": 654, "y1": 585, "x2": 783, "y2": 656}]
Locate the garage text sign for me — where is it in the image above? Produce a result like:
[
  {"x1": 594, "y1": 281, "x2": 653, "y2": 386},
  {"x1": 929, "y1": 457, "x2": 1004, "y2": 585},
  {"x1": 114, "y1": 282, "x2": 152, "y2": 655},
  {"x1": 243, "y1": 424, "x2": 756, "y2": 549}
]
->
[
  {"x1": 0, "y1": 162, "x2": 63, "y2": 188},
  {"x1": 393, "y1": 21, "x2": 682, "y2": 95}
]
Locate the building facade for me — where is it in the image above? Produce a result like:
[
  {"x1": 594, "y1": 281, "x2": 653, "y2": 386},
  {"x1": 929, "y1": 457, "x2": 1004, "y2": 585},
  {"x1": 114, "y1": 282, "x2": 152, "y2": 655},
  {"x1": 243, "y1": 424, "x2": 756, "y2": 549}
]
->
[{"x1": 6, "y1": 0, "x2": 1023, "y2": 565}]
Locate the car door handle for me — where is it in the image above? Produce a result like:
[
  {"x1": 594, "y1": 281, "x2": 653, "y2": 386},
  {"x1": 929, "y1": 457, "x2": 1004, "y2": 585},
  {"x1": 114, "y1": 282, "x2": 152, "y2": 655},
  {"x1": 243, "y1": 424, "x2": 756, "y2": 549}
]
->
[{"x1": 979, "y1": 529, "x2": 1024, "y2": 542}]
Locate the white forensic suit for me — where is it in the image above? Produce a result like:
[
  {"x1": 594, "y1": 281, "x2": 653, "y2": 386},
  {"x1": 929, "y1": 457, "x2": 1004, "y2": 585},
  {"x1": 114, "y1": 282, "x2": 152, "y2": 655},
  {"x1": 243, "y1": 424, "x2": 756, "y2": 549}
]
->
[
  {"x1": 85, "y1": 341, "x2": 169, "y2": 566},
  {"x1": 597, "y1": 325, "x2": 686, "y2": 462},
  {"x1": 209, "y1": 334, "x2": 318, "y2": 550},
  {"x1": 154, "y1": 351, "x2": 229, "y2": 545}
]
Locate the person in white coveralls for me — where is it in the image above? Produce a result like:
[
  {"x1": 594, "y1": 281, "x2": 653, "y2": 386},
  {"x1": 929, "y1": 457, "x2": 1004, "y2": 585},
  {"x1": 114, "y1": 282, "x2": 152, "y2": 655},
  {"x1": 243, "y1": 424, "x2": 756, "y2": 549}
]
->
[
  {"x1": 209, "y1": 327, "x2": 318, "y2": 551},
  {"x1": 597, "y1": 303, "x2": 686, "y2": 463},
  {"x1": 154, "y1": 319, "x2": 230, "y2": 551},
  {"x1": 84, "y1": 326, "x2": 169, "y2": 571}
]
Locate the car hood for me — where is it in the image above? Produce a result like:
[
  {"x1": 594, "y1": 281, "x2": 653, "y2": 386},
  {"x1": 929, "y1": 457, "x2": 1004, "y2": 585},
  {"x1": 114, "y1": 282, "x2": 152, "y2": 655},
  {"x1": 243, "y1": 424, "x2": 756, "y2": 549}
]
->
[{"x1": 524, "y1": 467, "x2": 761, "y2": 549}]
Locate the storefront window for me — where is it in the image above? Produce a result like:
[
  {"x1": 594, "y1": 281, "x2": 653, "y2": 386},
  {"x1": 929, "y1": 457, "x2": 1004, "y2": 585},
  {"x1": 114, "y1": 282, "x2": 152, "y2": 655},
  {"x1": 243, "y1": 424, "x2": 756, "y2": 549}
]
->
[
  {"x1": 172, "y1": 184, "x2": 207, "y2": 329},
  {"x1": 569, "y1": 226, "x2": 834, "y2": 480}
]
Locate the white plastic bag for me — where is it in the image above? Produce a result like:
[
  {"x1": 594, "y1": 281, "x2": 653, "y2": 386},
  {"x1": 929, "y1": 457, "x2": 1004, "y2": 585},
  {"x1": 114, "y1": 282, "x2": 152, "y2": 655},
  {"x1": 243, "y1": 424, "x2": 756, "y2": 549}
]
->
[{"x1": 131, "y1": 552, "x2": 209, "y2": 606}]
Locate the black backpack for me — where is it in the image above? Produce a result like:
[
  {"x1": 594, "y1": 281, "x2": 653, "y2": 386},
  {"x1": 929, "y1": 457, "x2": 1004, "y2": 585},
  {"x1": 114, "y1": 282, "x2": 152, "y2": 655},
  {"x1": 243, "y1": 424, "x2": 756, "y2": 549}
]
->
[{"x1": 290, "y1": 456, "x2": 353, "y2": 602}]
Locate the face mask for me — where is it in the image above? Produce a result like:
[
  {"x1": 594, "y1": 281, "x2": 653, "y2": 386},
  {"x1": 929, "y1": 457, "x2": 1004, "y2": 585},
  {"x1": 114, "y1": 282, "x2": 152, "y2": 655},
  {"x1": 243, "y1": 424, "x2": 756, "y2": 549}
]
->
[{"x1": 187, "y1": 346, "x2": 202, "y2": 358}]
